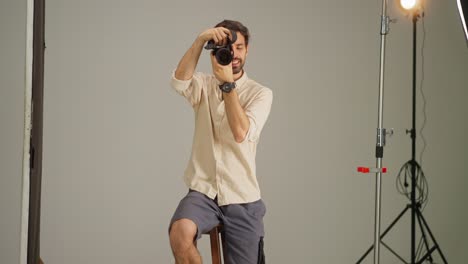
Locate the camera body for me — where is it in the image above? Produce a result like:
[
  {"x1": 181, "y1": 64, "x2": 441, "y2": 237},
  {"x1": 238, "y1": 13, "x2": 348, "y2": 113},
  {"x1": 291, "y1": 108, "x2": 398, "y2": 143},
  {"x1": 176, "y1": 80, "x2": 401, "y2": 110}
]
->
[{"x1": 204, "y1": 30, "x2": 238, "y2": 65}]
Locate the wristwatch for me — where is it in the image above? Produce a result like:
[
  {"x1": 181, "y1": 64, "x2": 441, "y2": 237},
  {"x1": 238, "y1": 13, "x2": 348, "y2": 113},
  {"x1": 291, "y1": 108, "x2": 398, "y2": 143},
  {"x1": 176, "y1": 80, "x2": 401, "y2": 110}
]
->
[{"x1": 219, "y1": 82, "x2": 236, "y2": 93}]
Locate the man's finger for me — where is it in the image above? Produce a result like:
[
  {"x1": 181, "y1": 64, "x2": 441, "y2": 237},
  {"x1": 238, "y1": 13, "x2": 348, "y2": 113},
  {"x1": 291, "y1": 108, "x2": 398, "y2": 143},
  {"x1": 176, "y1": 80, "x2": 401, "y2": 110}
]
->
[
  {"x1": 212, "y1": 34, "x2": 219, "y2": 44},
  {"x1": 215, "y1": 31, "x2": 224, "y2": 45},
  {"x1": 221, "y1": 27, "x2": 231, "y2": 40}
]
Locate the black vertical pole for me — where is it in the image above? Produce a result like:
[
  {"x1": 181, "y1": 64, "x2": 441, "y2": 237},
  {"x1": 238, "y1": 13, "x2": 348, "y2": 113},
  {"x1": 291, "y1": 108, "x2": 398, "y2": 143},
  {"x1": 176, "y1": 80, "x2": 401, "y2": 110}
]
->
[
  {"x1": 28, "y1": 0, "x2": 45, "y2": 263},
  {"x1": 410, "y1": 13, "x2": 418, "y2": 264}
]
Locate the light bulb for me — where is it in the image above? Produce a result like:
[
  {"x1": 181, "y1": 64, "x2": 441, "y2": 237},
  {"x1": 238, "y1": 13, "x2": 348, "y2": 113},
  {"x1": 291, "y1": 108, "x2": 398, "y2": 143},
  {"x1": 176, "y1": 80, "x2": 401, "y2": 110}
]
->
[{"x1": 400, "y1": 0, "x2": 418, "y2": 10}]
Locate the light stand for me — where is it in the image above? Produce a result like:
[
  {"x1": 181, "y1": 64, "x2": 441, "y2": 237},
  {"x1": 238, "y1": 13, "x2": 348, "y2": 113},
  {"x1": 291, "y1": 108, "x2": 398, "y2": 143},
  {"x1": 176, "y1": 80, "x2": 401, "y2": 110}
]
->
[
  {"x1": 355, "y1": 0, "x2": 392, "y2": 263},
  {"x1": 357, "y1": 4, "x2": 448, "y2": 264}
]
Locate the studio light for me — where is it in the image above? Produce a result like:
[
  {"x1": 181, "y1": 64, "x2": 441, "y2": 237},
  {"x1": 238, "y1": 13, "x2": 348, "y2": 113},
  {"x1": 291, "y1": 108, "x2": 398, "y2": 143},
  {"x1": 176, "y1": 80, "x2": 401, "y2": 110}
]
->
[
  {"x1": 400, "y1": 0, "x2": 418, "y2": 10},
  {"x1": 397, "y1": 0, "x2": 424, "y2": 13}
]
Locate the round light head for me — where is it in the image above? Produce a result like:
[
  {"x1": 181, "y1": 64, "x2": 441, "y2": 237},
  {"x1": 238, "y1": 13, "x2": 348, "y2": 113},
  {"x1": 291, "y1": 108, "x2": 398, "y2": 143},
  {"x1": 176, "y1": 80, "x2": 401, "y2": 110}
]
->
[{"x1": 400, "y1": 0, "x2": 418, "y2": 10}]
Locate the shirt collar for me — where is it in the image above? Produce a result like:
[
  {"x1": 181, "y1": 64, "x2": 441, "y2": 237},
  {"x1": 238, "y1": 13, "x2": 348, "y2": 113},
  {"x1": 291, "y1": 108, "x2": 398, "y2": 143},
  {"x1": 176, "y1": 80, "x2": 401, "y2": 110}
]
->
[{"x1": 234, "y1": 71, "x2": 248, "y2": 91}]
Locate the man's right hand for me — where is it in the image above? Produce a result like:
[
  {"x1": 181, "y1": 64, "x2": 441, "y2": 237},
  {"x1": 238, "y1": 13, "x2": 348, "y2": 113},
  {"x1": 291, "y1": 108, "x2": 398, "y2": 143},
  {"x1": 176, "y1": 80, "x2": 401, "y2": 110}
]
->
[
  {"x1": 197, "y1": 27, "x2": 232, "y2": 46},
  {"x1": 174, "y1": 27, "x2": 232, "y2": 81}
]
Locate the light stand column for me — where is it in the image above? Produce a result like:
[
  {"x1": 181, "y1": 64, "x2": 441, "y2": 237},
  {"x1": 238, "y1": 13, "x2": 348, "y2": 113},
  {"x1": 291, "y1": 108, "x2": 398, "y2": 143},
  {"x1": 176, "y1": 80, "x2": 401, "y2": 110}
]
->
[
  {"x1": 373, "y1": 1, "x2": 391, "y2": 263},
  {"x1": 410, "y1": 13, "x2": 418, "y2": 264}
]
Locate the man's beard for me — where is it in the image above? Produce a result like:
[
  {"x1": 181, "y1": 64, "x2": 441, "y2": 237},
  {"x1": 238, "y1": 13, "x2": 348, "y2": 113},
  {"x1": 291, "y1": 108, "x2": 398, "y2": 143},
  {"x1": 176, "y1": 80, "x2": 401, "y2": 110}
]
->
[{"x1": 232, "y1": 60, "x2": 244, "y2": 75}]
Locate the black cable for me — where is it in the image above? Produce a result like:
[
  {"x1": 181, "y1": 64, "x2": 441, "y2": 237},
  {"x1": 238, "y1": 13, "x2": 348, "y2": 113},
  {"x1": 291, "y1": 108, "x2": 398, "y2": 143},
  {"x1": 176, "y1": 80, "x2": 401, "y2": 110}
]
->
[
  {"x1": 395, "y1": 160, "x2": 428, "y2": 207},
  {"x1": 419, "y1": 5, "x2": 430, "y2": 213},
  {"x1": 416, "y1": 236, "x2": 424, "y2": 261},
  {"x1": 419, "y1": 0, "x2": 427, "y2": 168}
]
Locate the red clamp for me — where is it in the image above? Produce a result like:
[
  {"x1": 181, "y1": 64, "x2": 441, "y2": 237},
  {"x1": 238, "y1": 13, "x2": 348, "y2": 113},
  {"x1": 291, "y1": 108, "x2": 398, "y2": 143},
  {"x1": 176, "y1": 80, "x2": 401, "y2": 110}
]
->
[{"x1": 357, "y1": 167, "x2": 387, "y2": 173}]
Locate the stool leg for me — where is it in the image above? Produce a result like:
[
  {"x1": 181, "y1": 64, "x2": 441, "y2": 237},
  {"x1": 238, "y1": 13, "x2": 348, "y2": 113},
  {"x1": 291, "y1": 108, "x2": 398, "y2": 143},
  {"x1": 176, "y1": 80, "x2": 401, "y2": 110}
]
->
[
  {"x1": 209, "y1": 226, "x2": 222, "y2": 264},
  {"x1": 220, "y1": 229, "x2": 226, "y2": 263}
]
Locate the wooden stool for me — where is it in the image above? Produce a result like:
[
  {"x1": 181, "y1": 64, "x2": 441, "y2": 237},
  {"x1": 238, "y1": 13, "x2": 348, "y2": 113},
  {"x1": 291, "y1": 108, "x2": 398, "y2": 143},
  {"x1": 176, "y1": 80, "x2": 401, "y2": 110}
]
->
[{"x1": 205, "y1": 224, "x2": 225, "y2": 264}]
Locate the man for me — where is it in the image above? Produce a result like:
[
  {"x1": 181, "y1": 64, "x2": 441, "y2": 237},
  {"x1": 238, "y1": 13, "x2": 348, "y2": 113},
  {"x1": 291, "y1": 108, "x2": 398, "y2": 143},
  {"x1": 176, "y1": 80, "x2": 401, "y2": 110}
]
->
[{"x1": 169, "y1": 19, "x2": 273, "y2": 264}]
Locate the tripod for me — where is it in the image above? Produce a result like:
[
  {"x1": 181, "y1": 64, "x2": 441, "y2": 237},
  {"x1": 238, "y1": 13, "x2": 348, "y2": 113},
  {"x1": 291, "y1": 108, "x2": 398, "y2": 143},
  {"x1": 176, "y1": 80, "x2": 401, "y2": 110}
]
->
[{"x1": 357, "y1": 10, "x2": 448, "y2": 264}]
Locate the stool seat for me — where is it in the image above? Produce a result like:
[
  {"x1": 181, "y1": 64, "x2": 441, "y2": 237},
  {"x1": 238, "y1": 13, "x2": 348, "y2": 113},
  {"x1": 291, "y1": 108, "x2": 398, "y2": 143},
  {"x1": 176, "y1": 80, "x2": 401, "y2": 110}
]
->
[{"x1": 203, "y1": 224, "x2": 225, "y2": 264}]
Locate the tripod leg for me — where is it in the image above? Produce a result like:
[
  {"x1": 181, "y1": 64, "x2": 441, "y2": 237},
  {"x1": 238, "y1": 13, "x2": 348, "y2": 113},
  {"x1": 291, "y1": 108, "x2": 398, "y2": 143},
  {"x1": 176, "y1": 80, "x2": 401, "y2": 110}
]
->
[
  {"x1": 415, "y1": 209, "x2": 434, "y2": 263},
  {"x1": 356, "y1": 205, "x2": 410, "y2": 263},
  {"x1": 416, "y1": 209, "x2": 448, "y2": 264},
  {"x1": 381, "y1": 241, "x2": 407, "y2": 263}
]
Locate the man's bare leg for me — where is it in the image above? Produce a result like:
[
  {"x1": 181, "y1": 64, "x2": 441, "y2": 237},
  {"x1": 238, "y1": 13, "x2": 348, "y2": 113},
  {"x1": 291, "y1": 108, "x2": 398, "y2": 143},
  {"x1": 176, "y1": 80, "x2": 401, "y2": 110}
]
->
[{"x1": 169, "y1": 218, "x2": 202, "y2": 264}]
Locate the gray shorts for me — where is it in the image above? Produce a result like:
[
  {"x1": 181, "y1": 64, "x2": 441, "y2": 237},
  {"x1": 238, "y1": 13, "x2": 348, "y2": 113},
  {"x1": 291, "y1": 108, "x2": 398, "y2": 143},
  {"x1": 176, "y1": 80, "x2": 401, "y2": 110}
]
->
[{"x1": 169, "y1": 189, "x2": 266, "y2": 264}]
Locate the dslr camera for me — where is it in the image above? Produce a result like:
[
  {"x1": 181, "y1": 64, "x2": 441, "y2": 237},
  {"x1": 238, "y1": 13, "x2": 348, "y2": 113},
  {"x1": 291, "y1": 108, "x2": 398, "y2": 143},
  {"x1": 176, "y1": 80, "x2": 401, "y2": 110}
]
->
[{"x1": 204, "y1": 30, "x2": 237, "y2": 65}]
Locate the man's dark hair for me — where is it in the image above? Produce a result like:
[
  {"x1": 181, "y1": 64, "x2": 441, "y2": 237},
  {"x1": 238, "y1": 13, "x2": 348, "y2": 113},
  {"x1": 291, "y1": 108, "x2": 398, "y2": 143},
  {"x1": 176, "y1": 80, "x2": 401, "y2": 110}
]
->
[{"x1": 215, "y1": 20, "x2": 250, "y2": 46}]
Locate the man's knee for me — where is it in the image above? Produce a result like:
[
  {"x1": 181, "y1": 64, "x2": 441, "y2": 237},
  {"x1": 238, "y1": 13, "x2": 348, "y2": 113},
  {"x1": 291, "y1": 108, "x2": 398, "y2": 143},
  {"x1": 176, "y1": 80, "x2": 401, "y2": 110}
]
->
[{"x1": 169, "y1": 218, "x2": 198, "y2": 252}]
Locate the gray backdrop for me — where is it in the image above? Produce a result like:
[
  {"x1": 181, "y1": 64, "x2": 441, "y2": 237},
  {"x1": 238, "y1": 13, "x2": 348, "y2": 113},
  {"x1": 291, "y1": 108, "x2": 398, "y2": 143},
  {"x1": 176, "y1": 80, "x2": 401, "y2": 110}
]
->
[
  {"x1": 40, "y1": 0, "x2": 468, "y2": 263},
  {"x1": 0, "y1": 0, "x2": 27, "y2": 263}
]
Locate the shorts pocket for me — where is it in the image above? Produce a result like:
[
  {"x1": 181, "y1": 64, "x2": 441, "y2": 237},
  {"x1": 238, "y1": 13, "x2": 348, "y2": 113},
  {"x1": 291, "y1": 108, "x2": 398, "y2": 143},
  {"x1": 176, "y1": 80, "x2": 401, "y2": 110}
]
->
[{"x1": 243, "y1": 199, "x2": 266, "y2": 219}]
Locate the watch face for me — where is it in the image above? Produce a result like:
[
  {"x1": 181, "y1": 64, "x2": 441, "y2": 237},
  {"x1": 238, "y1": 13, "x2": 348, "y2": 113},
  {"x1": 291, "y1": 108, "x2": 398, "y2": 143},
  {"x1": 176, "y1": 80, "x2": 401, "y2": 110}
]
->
[
  {"x1": 220, "y1": 82, "x2": 235, "y2": 93},
  {"x1": 222, "y1": 85, "x2": 232, "y2": 93}
]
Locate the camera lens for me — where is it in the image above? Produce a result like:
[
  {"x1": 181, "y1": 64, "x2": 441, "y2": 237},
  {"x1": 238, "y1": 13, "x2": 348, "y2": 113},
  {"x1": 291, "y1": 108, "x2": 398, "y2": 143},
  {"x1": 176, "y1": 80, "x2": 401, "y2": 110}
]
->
[{"x1": 215, "y1": 48, "x2": 233, "y2": 65}]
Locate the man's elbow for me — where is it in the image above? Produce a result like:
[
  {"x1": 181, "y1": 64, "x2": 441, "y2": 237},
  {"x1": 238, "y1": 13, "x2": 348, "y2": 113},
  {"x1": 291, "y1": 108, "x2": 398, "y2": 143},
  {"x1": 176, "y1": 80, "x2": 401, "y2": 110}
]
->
[
  {"x1": 174, "y1": 71, "x2": 185, "y2": 81},
  {"x1": 174, "y1": 69, "x2": 192, "y2": 81},
  {"x1": 233, "y1": 128, "x2": 248, "y2": 143}
]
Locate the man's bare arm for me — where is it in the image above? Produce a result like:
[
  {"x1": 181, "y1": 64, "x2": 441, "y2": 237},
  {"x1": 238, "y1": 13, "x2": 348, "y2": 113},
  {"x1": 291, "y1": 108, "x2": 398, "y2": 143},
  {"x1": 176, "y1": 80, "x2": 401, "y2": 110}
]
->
[
  {"x1": 175, "y1": 27, "x2": 231, "y2": 81},
  {"x1": 210, "y1": 55, "x2": 250, "y2": 143}
]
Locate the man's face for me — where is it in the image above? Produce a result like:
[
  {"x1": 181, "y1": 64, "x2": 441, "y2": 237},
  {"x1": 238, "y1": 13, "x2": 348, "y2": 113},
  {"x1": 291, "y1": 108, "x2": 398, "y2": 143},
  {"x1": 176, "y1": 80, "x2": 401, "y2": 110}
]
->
[{"x1": 231, "y1": 32, "x2": 248, "y2": 75}]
